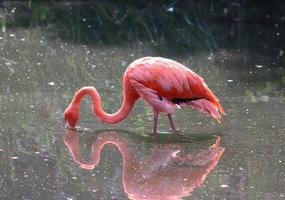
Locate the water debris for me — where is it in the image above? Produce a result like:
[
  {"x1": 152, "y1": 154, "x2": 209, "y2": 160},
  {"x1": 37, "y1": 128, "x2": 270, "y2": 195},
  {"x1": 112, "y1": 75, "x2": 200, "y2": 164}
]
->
[
  {"x1": 220, "y1": 184, "x2": 229, "y2": 188},
  {"x1": 9, "y1": 34, "x2": 15, "y2": 37},
  {"x1": 166, "y1": 7, "x2": 174, "y2": 12},
  {"x1": 5, "y1": 62, "x2": 12, "y2": 66},
  {"x1": 276, "y1": 32, "x2": 280, "y2": 36},
  {"x1": 11, "y1": 156, "x2": 19, "y2": 159},
  {"x1": 48, "y1": 81, "x2": 55, "y2": 86},
  {"x1": 255, "y1": 65, "x2": 263, "y2": 68},
  {"x1": 20, "y1": 38, "x2": 26, "y2": 42},
  {"x1": 227, "y1": 79, "x2": 234, "y2": 83},
  {"x1": 279, "y1": 49, "x2": 284, "y2": 57}
]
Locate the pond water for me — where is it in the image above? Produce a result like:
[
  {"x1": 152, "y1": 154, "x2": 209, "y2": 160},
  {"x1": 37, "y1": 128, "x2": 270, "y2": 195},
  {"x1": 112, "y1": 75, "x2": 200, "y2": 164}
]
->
[{"x1": 0, "y1": 2, "x2": 285, "y2": 200}]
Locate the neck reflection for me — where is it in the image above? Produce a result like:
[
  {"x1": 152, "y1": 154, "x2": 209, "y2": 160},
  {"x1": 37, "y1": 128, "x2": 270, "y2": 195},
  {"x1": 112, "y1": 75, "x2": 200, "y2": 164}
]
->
[{"x1": 64, "y1": 130, "x2": 225, "y2": 200}]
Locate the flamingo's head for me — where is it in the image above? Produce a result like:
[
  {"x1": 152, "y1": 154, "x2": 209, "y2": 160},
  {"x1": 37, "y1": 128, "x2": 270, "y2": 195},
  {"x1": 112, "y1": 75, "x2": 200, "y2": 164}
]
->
[{"x1": 64, "y1": 105, "x2": 79, "y2": 129}]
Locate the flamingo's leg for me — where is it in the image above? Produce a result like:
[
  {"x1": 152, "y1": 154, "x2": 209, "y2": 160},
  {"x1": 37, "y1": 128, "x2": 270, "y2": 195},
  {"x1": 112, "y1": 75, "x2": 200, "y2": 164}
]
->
[
  {"x1": 152, "y1": 111, "x2": 159, "y2": 135},
  {"x1": 167, "y1": 114, "x2": 175, "y2": 131},
  {"x1": 167, "y1": 114, "x2": 177, "y2": 133}
]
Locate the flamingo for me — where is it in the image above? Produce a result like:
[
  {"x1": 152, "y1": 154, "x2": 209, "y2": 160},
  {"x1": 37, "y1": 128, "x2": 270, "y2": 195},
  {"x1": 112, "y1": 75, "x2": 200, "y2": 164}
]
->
[{"x1": 64, "y1": 57, "x2": 225, "y2": 134}]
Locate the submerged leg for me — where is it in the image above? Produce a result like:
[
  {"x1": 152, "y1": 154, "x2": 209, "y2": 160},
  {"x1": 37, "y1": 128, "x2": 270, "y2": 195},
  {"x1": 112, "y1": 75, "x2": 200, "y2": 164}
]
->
[{"x1": 152, "y1": 111, "x2": 159, "y2": 135}]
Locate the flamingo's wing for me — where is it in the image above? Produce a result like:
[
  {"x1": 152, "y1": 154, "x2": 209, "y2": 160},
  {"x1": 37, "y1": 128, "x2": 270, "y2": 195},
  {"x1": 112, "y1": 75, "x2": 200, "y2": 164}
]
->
[
  {"x1": 129, "y1": 79, "x2": 176, "y2": 114},
  {"x1": 127, "y1": 57, "x2": 224, "y2": 120}
]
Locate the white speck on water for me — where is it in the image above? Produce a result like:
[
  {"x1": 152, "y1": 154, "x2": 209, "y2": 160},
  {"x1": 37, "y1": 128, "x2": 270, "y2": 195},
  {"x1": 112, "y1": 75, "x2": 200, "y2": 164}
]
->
[
  {"x1": 255, "y1": 65, "x2": 263, "y2": 68},
  {"x1": 92, "y1": 189, "x2": 97, "y2": 192},
  {"x1": 20, "y1": 38, "x2": 26, "y2": 41},
  {"x1": 278, "y1": 160, "x2": 282, "y2": 163},
  {"x1": 9, "y1": 34, "x2": 15, "y2": 37},
  {"x1": 66, "y1": 197, "x2": 74, "y2": 200},
  {"x1": 227, "y1": 79, "x2": 234, "y2": 82},
  {"x1": 279, "y1": 49, "x2": 284, "y2": 57},
  {"x1": 30, "y1": 105, "x2": 34, "y2": 108},
  {"x1": 183, "y1": 178, "x2": 188, "y2": 181},
  {"x1": 275, "y1": 23, "x2": 279, "y2": 27},
  {"x1": 221, "y1": 184, "x2": 229, "y2": 188},
  {"x1": 0, "y1": 37, "x2": 3, "y2": 40},
  {"x1": 48, "y1": 81, "x2": 55, "y2": 86},
  {"x1": 24, "y1": 174, "x2": 28, "y2": 178},
  {"x1": 37, "y1": 62, "x2": 42, "y2": 66},
  {"x1": 11, "y1": 7, "x2": 16, "y2": 13},
  {"x1": 88, "y1": 25, "x2": 92, "y2": 28},
  {"x1": 35, "y1": 151, "x2": 40, "y2": 154},
  {"x1": 44, "y1": 158, "x2": 48, "y2": 161},
  {"x1": 91, "y1": 64, "x2": 96, "y2": 68},
  {"x1": 82, "y1": 18, "x2": 86, "y2": 22},
  {"x1": 71, "y1": 176, "x2": 77, "y2": 180},
  {"x1": 40, "y1": 40, "x2": 44, "y2": 43},
  {"x1": 5, "y1": 62, "x2": 12, "y2": 66},
  {"x1": 166, "y1": 7, "x2": 174, "y2": 12},
  {"x1": 239, "y1": 167, "x2": 244, "y2": 171},
  {"x1": 276, "y1": 32, "x2": 280, "y2": 36},
  {"x1": 11, "y1": 156, "x2": 19, "y2": 160}
]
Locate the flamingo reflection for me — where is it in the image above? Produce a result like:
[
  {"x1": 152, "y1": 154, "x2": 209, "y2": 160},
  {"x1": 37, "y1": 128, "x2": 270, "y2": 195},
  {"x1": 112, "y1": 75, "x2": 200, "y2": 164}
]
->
[{"x1": 64, "y1": 130, "x2": 224, "y2": 200}]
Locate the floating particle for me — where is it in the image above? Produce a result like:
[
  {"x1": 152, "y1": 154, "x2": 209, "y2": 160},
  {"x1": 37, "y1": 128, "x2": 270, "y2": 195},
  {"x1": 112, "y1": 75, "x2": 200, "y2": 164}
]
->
[
  {"x1": 227, "y1": 79, "x2": 234, "y2": 82},
  {"x1": 221, "y1": 184, "x2": 229, "y2": 188},
  {"x1": 255, "y1": 65, "x2": 263, "y2": 68},
  {"x1": 48, "y1": 81, "x2": 55, "y2": 86},
  {"x1": 11, "y1": 156, "x2": 19, "y2": 159},
  {"x1": 166, "y1": 7, "x2": 174, "y2": 12}
]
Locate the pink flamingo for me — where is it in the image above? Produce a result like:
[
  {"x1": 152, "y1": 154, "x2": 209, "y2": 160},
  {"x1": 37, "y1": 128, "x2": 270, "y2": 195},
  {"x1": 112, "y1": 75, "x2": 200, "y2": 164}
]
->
[
  {"x1": 64, "y1": 57, "x2": 225, "y2": 134},
  {"x1": 64, "y1": 130, "x2": 225, "y2": 200}
]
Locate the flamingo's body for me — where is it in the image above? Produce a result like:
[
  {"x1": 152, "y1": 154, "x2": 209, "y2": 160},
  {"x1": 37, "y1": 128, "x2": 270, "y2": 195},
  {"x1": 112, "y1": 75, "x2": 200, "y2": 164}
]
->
[{"x1": 64, "y1": 57, "x2": 225, "y2": 133}]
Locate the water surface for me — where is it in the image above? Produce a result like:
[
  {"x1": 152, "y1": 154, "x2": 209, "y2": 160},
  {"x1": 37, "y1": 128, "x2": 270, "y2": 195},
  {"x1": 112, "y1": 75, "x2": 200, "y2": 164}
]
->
[{"x1": 0, "y1": 2, "x2": 284, "y2": 200}]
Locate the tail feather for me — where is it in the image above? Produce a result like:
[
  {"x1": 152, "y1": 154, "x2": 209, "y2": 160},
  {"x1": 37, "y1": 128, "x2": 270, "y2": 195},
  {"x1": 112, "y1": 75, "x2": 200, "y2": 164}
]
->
[{"x1": 185, "y1": 99, "x2": 222, "y2": 123}]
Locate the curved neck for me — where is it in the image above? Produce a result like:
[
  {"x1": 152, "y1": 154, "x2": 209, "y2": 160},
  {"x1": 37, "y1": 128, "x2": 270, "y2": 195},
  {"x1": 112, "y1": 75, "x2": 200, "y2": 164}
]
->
[{"x1": 71, "y1": 86, "x2": 137, "y2": 124}]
